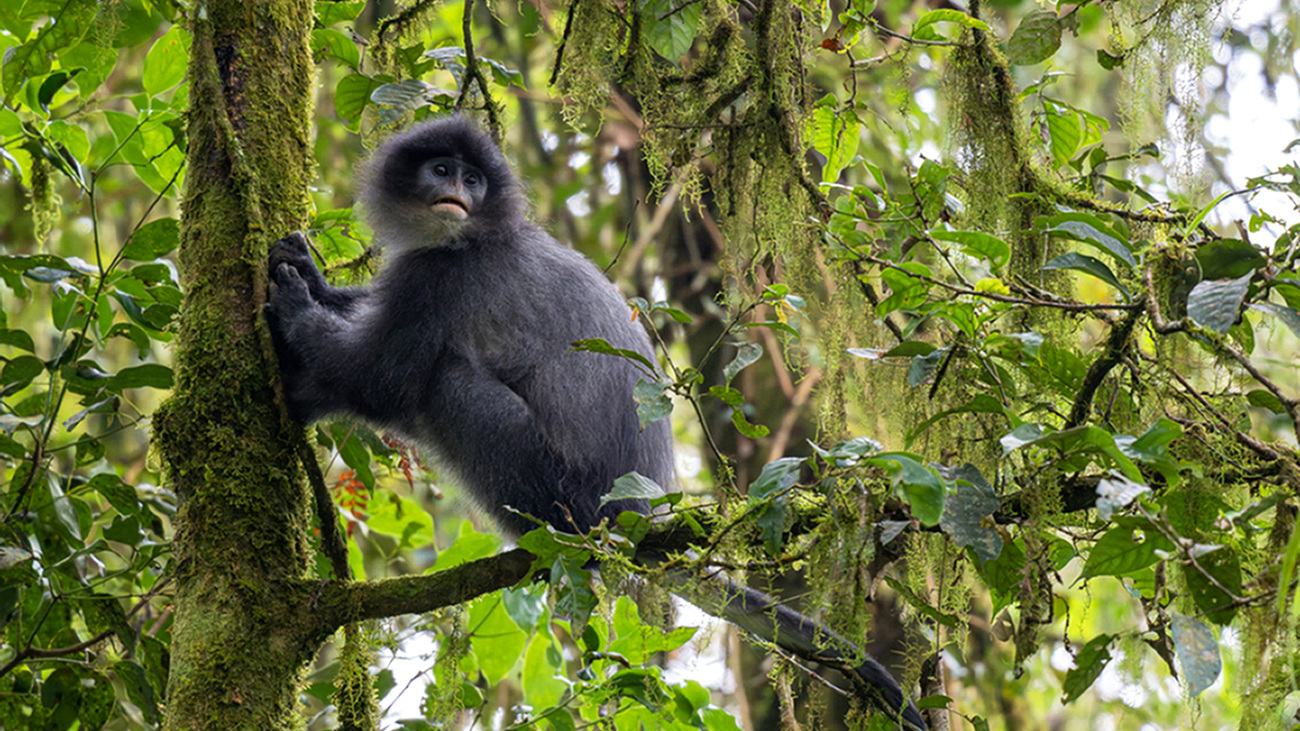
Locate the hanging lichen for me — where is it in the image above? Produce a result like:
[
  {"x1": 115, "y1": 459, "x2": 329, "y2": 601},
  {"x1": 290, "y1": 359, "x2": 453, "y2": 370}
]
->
[{"x1": 1108, "y1": 0, "x2": 1218, "y2": 192}]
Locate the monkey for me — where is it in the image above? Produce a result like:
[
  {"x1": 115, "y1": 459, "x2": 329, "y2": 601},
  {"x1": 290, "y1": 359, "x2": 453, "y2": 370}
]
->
[{"x1": 265, "y1": 115, "x2": 926, "y2": 730}]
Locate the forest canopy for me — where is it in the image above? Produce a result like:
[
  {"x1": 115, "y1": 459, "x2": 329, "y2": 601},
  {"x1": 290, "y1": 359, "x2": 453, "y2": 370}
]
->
[{"x1": 1, "y1": 1, "x2": 1299, "y2": 730}]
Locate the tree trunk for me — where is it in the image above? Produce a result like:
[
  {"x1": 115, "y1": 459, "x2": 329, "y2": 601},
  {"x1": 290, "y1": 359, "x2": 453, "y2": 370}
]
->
[{"x1": 154, "y1": 1, "x2": 318, "y2": 727}]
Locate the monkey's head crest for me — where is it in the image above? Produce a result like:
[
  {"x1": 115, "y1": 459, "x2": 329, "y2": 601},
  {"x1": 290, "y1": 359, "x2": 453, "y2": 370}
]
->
[{"x1": 359, "y1": 115, "x2": 526, "y2": 254}]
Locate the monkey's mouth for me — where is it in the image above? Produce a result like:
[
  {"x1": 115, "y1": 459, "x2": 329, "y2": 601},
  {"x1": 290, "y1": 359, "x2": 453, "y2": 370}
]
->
[{"x1": 431, "y1": 196, "x2": 470, "y2": 218}]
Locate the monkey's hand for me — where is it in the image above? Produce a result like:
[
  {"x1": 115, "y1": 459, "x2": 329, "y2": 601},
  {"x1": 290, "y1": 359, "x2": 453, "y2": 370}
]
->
[
  {"x1": 269, "y1": 231, "x2": 331, "y2": 301},
  {"x1": 267, "y1": 262, "x2": 319, "y2": 332}
]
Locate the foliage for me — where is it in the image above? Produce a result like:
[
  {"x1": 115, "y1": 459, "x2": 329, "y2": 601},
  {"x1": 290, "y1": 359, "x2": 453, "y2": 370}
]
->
[{"x1": 2, "y1": 0, "x2": 1300, "y2": 730}]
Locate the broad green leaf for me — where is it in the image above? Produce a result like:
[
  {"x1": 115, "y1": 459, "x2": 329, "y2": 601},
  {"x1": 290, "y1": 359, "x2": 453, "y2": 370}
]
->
[
  {"x1": 142, "y1": 25, "x2": 189, "y2": 96},
  {"x1": 1006, "y1": 9, "x2": 1062, "y2": 66},
  {"x1": 877, "y1": 262, "x2": 933, "y2": 315},
  {"x1": 468, "y1": 594, "x2": 526, "y2": 685},
  {"x1": 334, "y1": 73, "x2": 383, "y2": 124},
  {"x1": 929, "y1": 229, "x2": 1011, "y2": 274},
  {"x1": 1044, "y1": 106, "x2": 1082, "y2": 164},
  {"x1": 570, "y1": 338, "x2": 657, "y2": 374},
  {"x1": 866, "y1": 453, "x2": 945, "y2": 526},
  {"x1": 1062, "y1": 634, "x2": 1114, "y2": 703},
  {"x1": 1080, "y1": 519, "x2": 1172, "y2": 577},
  {"x1": 1188, "y1": 272, "x2": 1252, "y2": 334},
  {"x1": 1042, "y1": 252, "x2": 1131, "y2": 301},
  {"x1": 122, "y1": 218, "x2": 180, "y2": 261},
  {"x1": 312, "y1": 28, "x2": 360, "y2": 69},
  {"x1": 1184, "y1": 547, "x2": 1240, "y2": 625},
  {"x1": 1037, "y1": 211, "x2": 1136, "y2": 268},
  {"x1": 1194, "y1": 239, "x2": 1265, "y2": 280},
  {"x1": 368, "y1": 493, "x2": 434, "y2": 549},
  {"x1": 1252, "y1": 301, "x2": 1300, "y2": 339},
  {"x1": 912, "y1": 9, "x2": 990, "y2": 40},
  {"x1": 749, "y1": 457, "x2": 802, "y2": 501},
  {"x1": 1171, "y1": 613, "x2": 1221, "y2": 696},
  {"x1": 641, "y1": 0, "x2": 703, "y2": 62},
  {"x1": 430, "y1": 521, "x2": 501, "y2": 570},
  {"x1": 317, "y1": 0, "x2": 367, "y2": 26},
  {"x1": 600, "y1": 472, "x2": 666, "y2": 507},
  {"x1": 938, "y1": 464, "x2": 1002, "y2": 562},
  {"x1": 608, "y1": 596, "x2": 696, "y2": 663},
  {"x1": 810, "y1": 98, "x2": 860, "y2": 183},
  {"x1": 522, "y1": 633, "x2": 567, "y2": 709},
  {"x1": 106, "y1": 364, "x2": 173, "y2": 391},
  {"x1": 633, "y1": 378, "x2": 673, "y2": 428},
  {"x1": 723, "y1": 341, "x2": 763, "y2": 385}
]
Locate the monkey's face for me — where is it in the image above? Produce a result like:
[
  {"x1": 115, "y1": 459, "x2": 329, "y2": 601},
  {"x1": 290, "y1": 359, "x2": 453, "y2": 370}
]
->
[{"x1": 417, "y1": 157, "x2": 487, "y2": 221}]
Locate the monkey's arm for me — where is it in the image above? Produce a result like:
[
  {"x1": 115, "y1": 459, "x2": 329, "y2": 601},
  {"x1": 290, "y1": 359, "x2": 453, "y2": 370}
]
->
[
  {"x1": 265, "y1": 262, "x2": 380, "y2": 422},
  {"x1": 269, "y1": 232, "x2": 367, "y2": 313}
]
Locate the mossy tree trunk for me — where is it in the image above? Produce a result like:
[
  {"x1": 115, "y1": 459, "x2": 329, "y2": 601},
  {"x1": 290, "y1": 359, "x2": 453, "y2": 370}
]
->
[{"x1": 154, "y1": 0, "x2": 320, "y2": 727}]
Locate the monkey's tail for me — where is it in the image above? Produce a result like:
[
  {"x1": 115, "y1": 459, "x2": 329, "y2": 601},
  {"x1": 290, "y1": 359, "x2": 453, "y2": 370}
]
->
[{"x1": 664, "y1": 569, "x2": 928, "y2": 730}]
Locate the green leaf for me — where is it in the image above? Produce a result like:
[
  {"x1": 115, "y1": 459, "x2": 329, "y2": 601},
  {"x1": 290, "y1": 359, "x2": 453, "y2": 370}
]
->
[
  {"x1": 468, "y1": 593, "x2": 526, "y2": 685},
  {"x1": 1038, "y1": 212, "x2": 1136, "y2": 269},
  {"x1": 877, "y1": 262, "x2": 933, "y2": 315},
  {"x1": 1184, "y1": 547, "x2": 1240, "y2": 625},
  {"x1": 810, "y1": 97, "x2": 860, "y2": 183},
  {"x1": 1187, "y1": 272, "x2": 1252, "y2": 334},
  {"x1": 334, "y1": 73, "x2": 382, "y2": 124},
  {"x1": 928, "y1": 229, "x2": 1011, "y2": 274},
  {"x1": 1252, "y1": 301, "x2": 1300, "y2": 339},
  {"x1": 641, "y1": 0, "x2": 703, "y2": 62},
  {"x1": 1097, "y1": 49, "x2": 1124, "y2": 70},
  {"x1": 881, "y1": 340, "x2": 937, "y2": 358},
  {"x1": 0, "y1": 328, "x2": 35, "y2": 351},
  {"x1": 522, "y1": 633, "x2": 567, "y2": 709},
  {"x1": 912, "y1": 9, "x2": 991, "y2": 39},
  {"x1": 601, "y1": 472, "x2": 666, "y2": 507},
  {"x1": 1246, "y1": 388, "x2": 1287, "y2": 414},
  {"x1": 368, "y1": 493, "x2": 434, "y2": 549},
  {"x1": 633, "y1": 378, "x2": 673, "y2": 428},
  {"x1": 1062, "y1": 634, "x2": 1114, "y2": 704},
  {"x1": 142, "y1": 25, "x2": 189, "y2": 96},
  {"x1": 1044, "y1": 105, "x2": 1082, "y2": 164},
  {"x1": 37, "y1": 69, "x2": 81, "y2": 113},
  {"x1": 570, "y1": 338, "x2": 657, "y2": 374},
  {"x1": 866, "y1": 453, "x2": 945, "y2": 526},
  {"x1": 1194, "y1": 239, "x2": 1265, "y2": 280},
  {"x1": 106, "y1": 364, "x2": 173, "y2": 391},
  {"x1": 608, "y1": 596, "x2": 697, "y2": 663},
  {"x1": 1042, "y1": 252, "x2": 1131, "y2": 301},
  {"x1": 312, "y1": 28, "x2": 360, "y2": 69},
  {"x1": 3, "y1": 354, "x2": 45, "y2": 389},
  {"x1": 722, "y1": 341, "x2": 762, "y2": 385},
  {"x1": 317, "y1": 0, "x2": 367, "y2": 26},
  {"x1": 122, "y1": 218, "x2": 180, "y2": 261},
  {"x1": 1080, "y1": 519, "x2": 1172, "y2": 578},
  {"x1": 1006, "y1": 9, "x2": 1062, "y2": 66},
  {"x1": 748, "y1": 457, "x2": 802, "y2": 501},
  {"x1": 938, "y1": 464, "x2": 1002, "y2": 562},
  {"x1": 431, "y1": 521, "x2": 501, "y2": 570},
  {"x1": 1171, "y1": 613, "x2": 1221, "y2": 696}
]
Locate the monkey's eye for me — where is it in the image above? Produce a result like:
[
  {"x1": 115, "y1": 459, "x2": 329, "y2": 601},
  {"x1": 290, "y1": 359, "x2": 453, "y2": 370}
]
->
[
  {"x1": 433, "y1": 163, "x2": 449, "y2": 177},
  {"x1": 464, "y1": 174, "x2": 479, "y2": 186}
]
